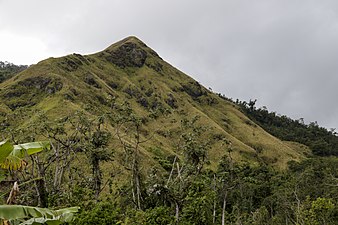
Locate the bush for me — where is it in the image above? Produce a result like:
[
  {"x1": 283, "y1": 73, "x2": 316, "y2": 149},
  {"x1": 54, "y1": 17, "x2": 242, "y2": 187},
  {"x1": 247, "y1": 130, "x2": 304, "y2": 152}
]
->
[
  {"x1": 145, "y1": 206, "x2": 176, "y2": 225},
  {"x1": 71, "y1": 201, "x2": 122, "y2": 225}
]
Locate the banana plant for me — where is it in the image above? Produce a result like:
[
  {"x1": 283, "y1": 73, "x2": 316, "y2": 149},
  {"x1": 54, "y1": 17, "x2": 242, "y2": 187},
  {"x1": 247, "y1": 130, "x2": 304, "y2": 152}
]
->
[
  {"x1": 0, "y1": 140, "x2": 79, "y2": 224},
  {"x1": 0, "y1": 205, "x2": 79, "y2": 225},
  {"x1": 0, "y1": 140, "x2": 50, "y2": 181}
]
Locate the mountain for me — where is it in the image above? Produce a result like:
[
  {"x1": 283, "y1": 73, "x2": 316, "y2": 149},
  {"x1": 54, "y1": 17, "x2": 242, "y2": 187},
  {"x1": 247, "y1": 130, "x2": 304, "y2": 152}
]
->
[
  {"x1": 4, "y1": 37, "x2": 338, "y2": 224},
  {"x1": 0, "y1": 36, "x2": 308, "y2": 170}
]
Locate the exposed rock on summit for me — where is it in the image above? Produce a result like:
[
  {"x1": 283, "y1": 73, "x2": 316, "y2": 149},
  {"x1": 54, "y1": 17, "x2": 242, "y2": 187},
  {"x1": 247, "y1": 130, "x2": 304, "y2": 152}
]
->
[{"x1": 103, "y1": 41, "x2": 148, "y2": 68}]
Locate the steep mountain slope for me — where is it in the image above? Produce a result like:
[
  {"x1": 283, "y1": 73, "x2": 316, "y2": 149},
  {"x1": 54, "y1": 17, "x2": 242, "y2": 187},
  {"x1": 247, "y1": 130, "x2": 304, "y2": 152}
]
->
[{"x1": 0, "y1": 36, "x2": 308, "y2": 170}]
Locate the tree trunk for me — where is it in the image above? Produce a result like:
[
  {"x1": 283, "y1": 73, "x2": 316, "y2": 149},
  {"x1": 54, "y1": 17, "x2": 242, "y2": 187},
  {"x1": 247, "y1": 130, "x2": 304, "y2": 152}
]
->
[
  {"x1": 135, "y1": 171, "x2": 141, "y2": 210},
  {"x1": 213, "y1": 174, "x2": 216, "y2": 224},
  {"x1": 221, "y1": 190, "x2": 228, "y2": 225},
  {"x1": 92, "y1": 156, "x2": 101, "y2": 200},
  {"x1": 6, "y1": 181, "x2": 19, "y2": 204},
  {"x1": 175, "y1": 201, "x2": 180, "y2": 223},
  {"x1": 52, "y1": 143, "x2": 60, "y2": 190},
  {"x1": 213, "y1": 198, "x2": 217, "y2": 224},
  {"x1": 36, "y1": 178, "x2": 48, "y2": 207},
  {"x1": 35, "y1": 165, "x2": 48, "y2": 208},
  {"x1": 31, "y1": 156, "x2": 49, "y2": 208},
  {"x1": 132, "y1": 149, "x2": 142, "y2": 210}
]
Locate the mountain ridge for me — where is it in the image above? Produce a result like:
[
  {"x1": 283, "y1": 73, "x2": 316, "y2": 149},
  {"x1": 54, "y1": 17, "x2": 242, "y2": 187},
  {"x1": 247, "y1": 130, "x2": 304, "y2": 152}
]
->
[{"x1": 0, "y1": 37, "x2": 309, "y2": 170}]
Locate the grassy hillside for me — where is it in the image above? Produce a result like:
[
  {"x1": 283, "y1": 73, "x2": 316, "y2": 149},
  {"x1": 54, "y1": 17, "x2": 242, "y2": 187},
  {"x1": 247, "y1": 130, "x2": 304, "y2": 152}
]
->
[{"x1": 0, "y1": 36, "x2": 307, "y2": 171}]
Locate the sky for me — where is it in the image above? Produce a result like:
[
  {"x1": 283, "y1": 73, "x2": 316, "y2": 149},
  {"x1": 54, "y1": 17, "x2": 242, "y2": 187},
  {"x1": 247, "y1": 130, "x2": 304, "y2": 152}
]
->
[{"x1": 1, "y1": 0, "x2": 338, "y2": 130}]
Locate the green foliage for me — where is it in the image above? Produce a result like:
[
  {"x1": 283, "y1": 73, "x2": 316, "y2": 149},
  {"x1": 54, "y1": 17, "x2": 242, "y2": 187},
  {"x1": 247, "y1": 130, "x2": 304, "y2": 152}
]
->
[
  {"x1": 71, "y1": 202, "x2": 122, "y2": 225},
  {"x1": 0, "y1": 61, "x2": 27, "y2": 83},
  {"x1": 0, "y1": 141, "x2": 13, "y2": 165},
  {"x1": 301, "y1": 197, "x2": 335, "y2": 225},
  {"x1": 144, "y1": 206, "x2": 176, "y2": 225},
  {"x1": 179, "y1": 116, "x2": 210, "y2": 174},
  {"x1": 0, "y1": 139, "x2": 78, "y2": 225},
  {"x1": 238, "y1": 100, "x2": 338, "y2": 156},
  {"x1": 181, "y1": 179, "x2": 214, "y2": 225},
  {"x1": 0, "y1": 140, "x2": 49, "y2": 177},
  {"x1": 0, "y1": 205, "x2": 79, "y2": 225},
  {"x1": 252, "y1": 206, "x2": 270, "y2": 225},
  {"x1": 122, "y1": 209, "x2": 146, "y2": 225},
  {"x1": 72, "y1": 157, "x2": 338, "y2": 224}
]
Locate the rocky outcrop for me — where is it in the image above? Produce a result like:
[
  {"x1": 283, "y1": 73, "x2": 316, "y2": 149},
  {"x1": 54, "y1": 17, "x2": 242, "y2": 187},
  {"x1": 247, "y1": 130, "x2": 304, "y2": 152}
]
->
[{"x1": 103, "y1": 42, "x2": 147, "y2": 68}]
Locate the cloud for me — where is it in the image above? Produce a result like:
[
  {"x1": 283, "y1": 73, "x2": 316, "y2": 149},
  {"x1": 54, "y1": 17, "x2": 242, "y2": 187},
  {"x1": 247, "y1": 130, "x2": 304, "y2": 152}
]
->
[
  {"x1": 0, "y1": 31, "x2": 48, "y2": 65},
  {"x1": 1, "y1": 0, "x2": 338, "y2": 129}
]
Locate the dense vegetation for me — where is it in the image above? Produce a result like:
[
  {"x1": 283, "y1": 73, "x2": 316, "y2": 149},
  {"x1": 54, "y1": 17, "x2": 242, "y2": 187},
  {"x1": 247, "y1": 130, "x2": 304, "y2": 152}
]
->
[
  {"x1": 237, "y1": 99, "x2": 338, "y2": 156},
  {"x1": 72, "y1": 156, "x2": 338, "y2": 224},
  {"x1": 2, "y1": 107, "x2": 338, "y2": 224},
  {"x1": 0, "y1": 61, "x2": 28, "y2": 83}
]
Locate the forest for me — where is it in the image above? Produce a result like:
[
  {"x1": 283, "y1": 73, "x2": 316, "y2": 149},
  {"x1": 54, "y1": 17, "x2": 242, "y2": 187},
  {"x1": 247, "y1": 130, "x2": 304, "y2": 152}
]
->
[
  {"x1": 237, "y1": 99, "x2": 338, "y2": 156},
  {"x1": 0, "y1": 61, "x2": 28, "y2": 83}
]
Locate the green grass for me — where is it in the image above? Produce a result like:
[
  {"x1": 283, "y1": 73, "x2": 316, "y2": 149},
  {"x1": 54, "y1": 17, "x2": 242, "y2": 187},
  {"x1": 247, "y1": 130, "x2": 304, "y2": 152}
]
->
[{"x1": 0, "y1": 36, "x2": 309, "y2": 181}]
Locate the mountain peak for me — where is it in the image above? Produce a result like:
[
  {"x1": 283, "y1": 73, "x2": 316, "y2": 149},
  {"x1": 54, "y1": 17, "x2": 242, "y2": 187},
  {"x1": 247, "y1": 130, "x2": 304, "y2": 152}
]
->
[
  {"x1": 105, "y1": 36, "x2": 147, "y2": 52},
  {"x1": 122, "y1": 35, "x2": 144, "y2": 43},
  {"x1": 101, "y1": 36, "x2": 160, "y2": 68}
]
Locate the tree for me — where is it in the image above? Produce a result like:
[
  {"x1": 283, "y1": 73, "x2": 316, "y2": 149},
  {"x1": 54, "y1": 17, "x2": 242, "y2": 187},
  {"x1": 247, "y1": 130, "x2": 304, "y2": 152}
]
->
[
  {"x1": 77, "y1": 115, "x2": 112, "y2": 200},
  {"x1": 0, "y1": 61, "x2": 27, "y2": 83},
  {"x1": 33, "y1": 112, "x2": 114, "y2": 203},
  {"x1": 113, "y1": 102, "x2": 149, "y2": 210},
  {"x1": 178, "y1": 116, "x2": 209, "y2": 175},
  {"x1": 300, "y1": 197, "x2": 335, "y2": 225},
  {"x1": 160, "y1": 116, "x2": 211, "y2": 222},
  {"x1": 180, "y1": 178, "x2": 214, "y2": 225},
  {"x1": 217, "y1": 140, "x2": 236, "y2": 225}
]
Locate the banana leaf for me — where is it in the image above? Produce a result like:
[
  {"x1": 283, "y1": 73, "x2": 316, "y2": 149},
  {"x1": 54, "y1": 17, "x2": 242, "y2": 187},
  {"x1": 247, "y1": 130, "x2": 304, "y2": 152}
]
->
[
  {"x1": 0, "y1": 141, "x2": 50, "y2": 170},
  {"x1": 0, "y1": 205, "x2": 79, "y2": 225}
]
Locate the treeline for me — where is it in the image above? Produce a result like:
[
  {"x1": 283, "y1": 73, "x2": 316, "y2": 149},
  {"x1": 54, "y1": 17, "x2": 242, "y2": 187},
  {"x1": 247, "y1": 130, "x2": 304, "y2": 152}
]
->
[
  {"x1": 237, "y1": 99, "x2": 338, "y2": 156},
  {"x1": 0, "y1": 61, "x2": 28, "y2": 83}
]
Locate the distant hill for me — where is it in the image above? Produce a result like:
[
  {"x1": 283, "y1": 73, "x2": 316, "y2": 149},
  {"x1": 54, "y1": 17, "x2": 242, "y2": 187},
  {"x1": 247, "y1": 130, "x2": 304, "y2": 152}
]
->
[
  {"x1": 236, "y1": 99, "x2": 338, "y2": 156},
  {"x1": 0, "y1": 61, "x2": 28, "y2": 83}
]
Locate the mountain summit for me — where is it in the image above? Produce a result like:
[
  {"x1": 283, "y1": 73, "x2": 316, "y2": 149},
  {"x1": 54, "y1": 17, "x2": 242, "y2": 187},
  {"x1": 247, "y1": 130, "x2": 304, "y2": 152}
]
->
[
  {"x1": 0, "y1": 37, "x2": 308, "y2": 170},
  {"x1": 101, "y1": 36, "x2": 161, "y2": 68}
]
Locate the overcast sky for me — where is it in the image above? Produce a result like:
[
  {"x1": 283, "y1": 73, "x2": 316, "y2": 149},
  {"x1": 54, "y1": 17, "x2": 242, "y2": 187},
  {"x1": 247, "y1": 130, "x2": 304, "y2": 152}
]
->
[{"x1": 1, "y1": 0, "x2": 338, "y2": 129}]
